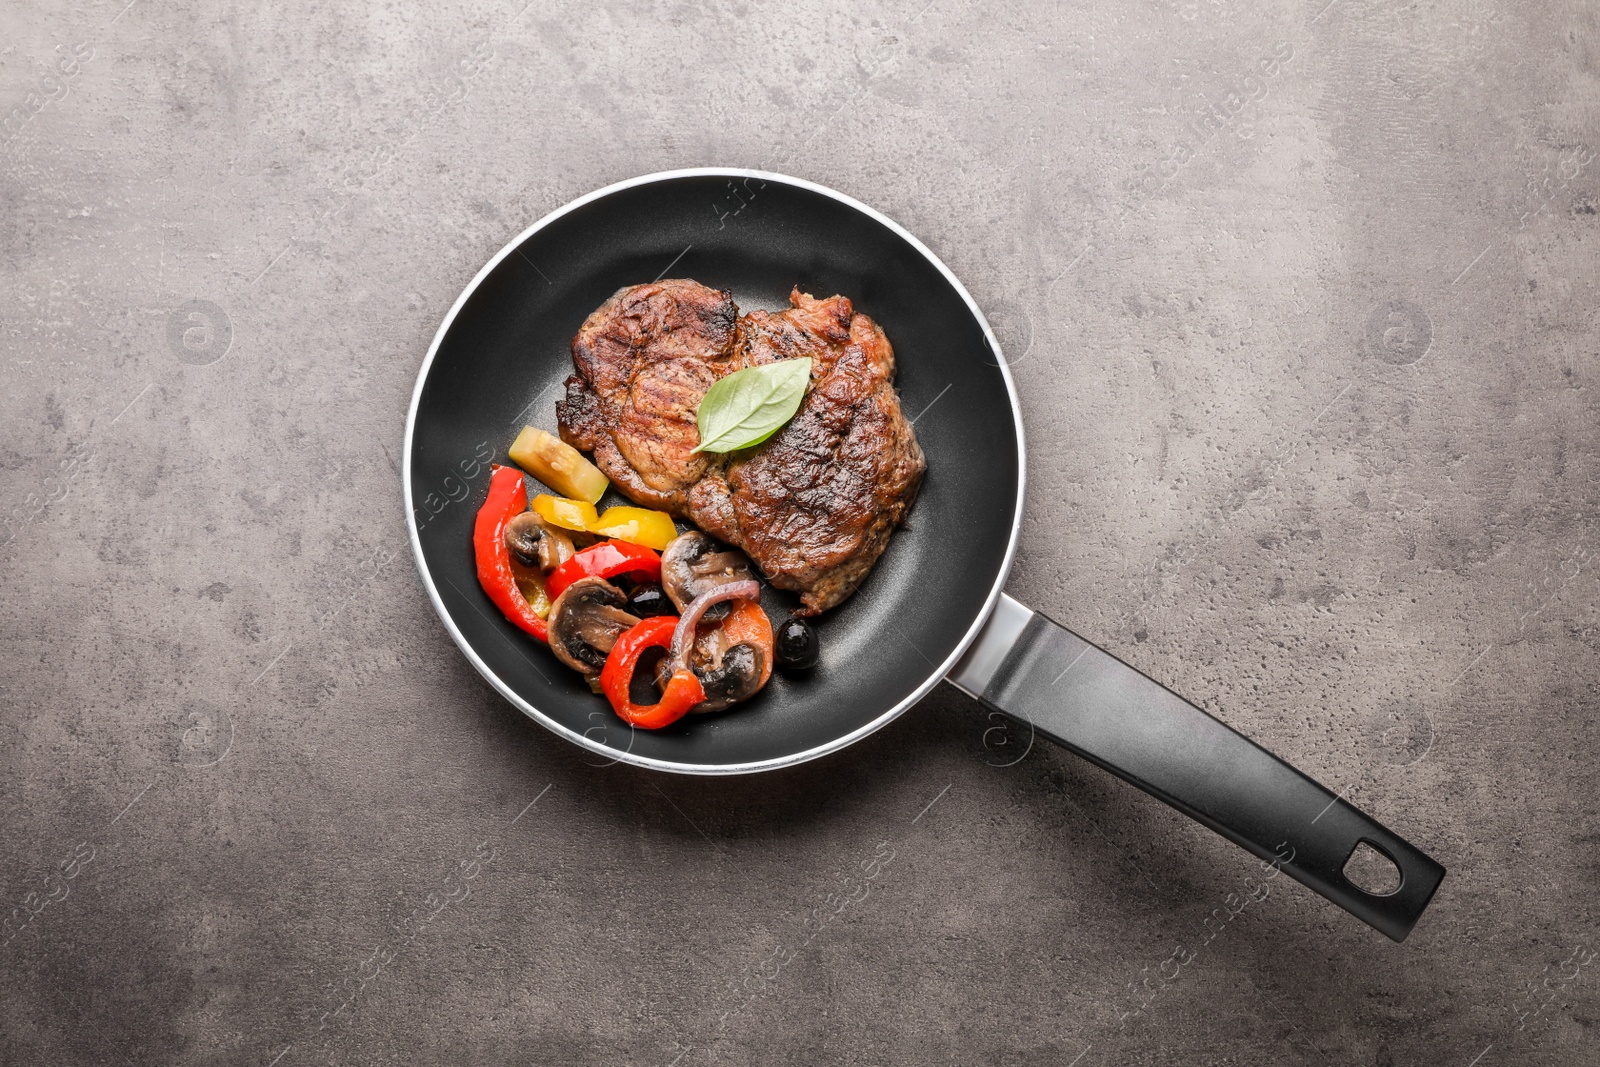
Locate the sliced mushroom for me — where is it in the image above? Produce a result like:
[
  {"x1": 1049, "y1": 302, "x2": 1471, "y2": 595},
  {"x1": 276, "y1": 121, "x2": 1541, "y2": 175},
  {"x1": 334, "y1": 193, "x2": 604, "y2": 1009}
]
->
[
  {"x1": 655, "y1": 622, "x2": 770, "y2": 714},
  {"x1": 505, "y1": 511, "x2": 575, "y2": 573},
  {"x1": 659, "y1": 581, "x2": 771, "y2": 714},
  {"x1": 546, "y1": 576, "x2": 639, "y2": 676},
  {"x1": 661, "y1": 530, "x2": 756, "y2": 622},
  {"x1": 685, "y1": 631, "x2": 767, "y2": 713}
]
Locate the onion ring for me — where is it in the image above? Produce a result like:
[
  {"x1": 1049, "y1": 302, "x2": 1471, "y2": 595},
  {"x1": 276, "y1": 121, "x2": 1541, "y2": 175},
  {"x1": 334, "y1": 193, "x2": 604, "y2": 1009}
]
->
[{"x1": 670, "y1": 579, "x2": 760, "y2": 672}]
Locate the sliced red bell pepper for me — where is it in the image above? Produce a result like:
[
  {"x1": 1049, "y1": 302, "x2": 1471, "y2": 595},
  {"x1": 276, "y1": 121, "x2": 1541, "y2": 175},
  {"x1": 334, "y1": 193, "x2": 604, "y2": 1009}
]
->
[
  {"x1": 545, "y1": 539, "x2": 662, "y2": 602},
  {"x1": 473, "y1": 464, "x2": 548, "y2": 642},
  {"x1": 599, "y1": 616, "x2": 706, "y2": 729}
]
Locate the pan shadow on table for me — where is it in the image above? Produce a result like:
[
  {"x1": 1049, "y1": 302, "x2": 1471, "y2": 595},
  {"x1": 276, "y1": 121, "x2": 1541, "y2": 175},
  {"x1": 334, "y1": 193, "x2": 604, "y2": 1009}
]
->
[{"x1": 449, "y1": 647, "x2": 1415, "y2": 1036}]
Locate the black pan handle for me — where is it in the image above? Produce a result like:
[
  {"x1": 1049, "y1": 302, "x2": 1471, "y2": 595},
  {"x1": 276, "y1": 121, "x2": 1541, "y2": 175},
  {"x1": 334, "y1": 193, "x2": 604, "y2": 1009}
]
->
[{"x1": 949, "y1": 595, "x2": 1445, "y2": 942}]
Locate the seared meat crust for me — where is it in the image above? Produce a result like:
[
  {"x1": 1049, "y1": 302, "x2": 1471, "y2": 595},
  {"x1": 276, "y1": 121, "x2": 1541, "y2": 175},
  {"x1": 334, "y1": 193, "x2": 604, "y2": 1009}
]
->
[
  {"x1": 557, "y1": 281, "x2": 925, "y2": 615},
  {"x1": 559, "y1": 279, "x2": 739, "y2": 512}
]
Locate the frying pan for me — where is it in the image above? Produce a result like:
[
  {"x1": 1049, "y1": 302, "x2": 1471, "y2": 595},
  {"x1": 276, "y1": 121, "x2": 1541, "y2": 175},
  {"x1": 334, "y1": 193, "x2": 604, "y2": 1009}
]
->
[{"x1": 404, "y1": 169, "x2": 1445, "y2": 942}]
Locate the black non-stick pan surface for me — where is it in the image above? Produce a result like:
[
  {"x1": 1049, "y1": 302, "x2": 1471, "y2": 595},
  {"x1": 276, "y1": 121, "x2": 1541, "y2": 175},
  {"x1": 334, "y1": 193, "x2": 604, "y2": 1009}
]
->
[
  {"x1": 406, "y1": 170, "x2": 1022, "y2": 774},
  {"x1": 406, "y1": 170, "x2": 1446, "y2": 942}
]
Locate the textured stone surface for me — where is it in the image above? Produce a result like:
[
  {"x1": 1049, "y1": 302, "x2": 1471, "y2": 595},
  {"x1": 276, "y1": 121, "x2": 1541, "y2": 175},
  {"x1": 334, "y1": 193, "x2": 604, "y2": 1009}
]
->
[{"x1": 3, "y1": 0, "x2": 1598, "y2": 1064}]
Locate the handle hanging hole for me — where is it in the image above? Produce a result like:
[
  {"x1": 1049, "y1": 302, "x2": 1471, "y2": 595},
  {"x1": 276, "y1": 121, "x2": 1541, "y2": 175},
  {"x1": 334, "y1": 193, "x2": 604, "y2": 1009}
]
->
[{"x1": 1344, "y1": 840, "x2": 1403, "y2": 896}]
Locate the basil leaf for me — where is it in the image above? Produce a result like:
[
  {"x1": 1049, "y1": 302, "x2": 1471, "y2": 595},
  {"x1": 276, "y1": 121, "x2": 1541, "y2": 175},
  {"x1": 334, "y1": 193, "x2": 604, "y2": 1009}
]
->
[{"x1": 693, "y1": 357, "x2": 812, "y2": 453}]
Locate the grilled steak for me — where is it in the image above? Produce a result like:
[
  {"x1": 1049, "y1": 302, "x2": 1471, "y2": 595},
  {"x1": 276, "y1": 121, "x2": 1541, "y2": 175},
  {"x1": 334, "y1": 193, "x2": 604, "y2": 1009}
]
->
[
  {"x1": 557, "y1": 280, "x2": 925, "y2": 615},
  {"x1": 559, "y1": 279, "x2": 739, "y2": 513}
]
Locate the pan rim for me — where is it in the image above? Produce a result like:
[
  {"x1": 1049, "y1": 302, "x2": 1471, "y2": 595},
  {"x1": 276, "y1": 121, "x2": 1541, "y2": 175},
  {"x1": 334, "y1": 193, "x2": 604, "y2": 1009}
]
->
[{"x1": 403, "y1": 167, "x2": 1027, "y2": 775}]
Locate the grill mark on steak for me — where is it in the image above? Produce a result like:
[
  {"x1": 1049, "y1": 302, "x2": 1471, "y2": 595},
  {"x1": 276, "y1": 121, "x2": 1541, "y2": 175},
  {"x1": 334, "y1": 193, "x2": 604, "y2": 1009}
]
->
[
  {"x1": 559, "y1": 279, "x2": 739, "y2": 513},
  {"x1": 557, "y1": 280, "x2": 925, "y2": 616}
]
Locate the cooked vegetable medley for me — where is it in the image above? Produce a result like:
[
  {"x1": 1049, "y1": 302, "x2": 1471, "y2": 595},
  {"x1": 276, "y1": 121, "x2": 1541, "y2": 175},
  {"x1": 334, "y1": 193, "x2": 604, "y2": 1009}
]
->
[{"x1": 474, "y1": 424, "x2": 820, "y2": 730}]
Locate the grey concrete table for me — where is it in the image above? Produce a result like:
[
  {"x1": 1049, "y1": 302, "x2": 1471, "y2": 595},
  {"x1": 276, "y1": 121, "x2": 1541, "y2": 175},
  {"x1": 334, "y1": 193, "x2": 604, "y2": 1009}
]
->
[{"x1": 3, "y1": 1, "x2": 1597, "y2": 1064}]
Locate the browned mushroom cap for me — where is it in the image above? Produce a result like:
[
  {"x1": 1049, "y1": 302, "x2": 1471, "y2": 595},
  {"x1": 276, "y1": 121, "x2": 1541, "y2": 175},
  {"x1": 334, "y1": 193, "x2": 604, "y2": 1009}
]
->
[
  {"x1": 655, "y1": 584, "x2": 770, "y2": 714},
  {"x1": 660, "y1": 531, "x2": 755, "y2": 621},
  {"x1": 505, "y1": 511, "x2": 575, "y2": 573},
  {"x1": 546, "y1": 577, "x2": 639, "y2": 676},
  {"x1": 682, "y1": 626, "x2": 768, "y2": 713}
]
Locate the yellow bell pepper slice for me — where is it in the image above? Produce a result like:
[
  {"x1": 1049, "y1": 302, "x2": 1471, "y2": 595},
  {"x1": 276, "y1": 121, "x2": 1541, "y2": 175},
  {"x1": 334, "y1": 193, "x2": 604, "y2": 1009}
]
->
[
  {"x1": 508, "y1": 426, "x2": 609, "y2": 504},
  {"x1": 589, "y1": 506, "x2": 677, "y2": 550},
  {"x1": 513, "y1": 563, "x2": 551, "y2": 619},
  {"x1": 531, "y1": 493, "x2": 599, "y2": 533}
]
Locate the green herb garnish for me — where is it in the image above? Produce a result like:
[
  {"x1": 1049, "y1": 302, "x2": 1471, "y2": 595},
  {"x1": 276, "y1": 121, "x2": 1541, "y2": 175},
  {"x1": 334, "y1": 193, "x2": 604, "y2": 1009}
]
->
[{"x1": 692, "y1": 357, "x2": 812, "y2": 453}]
